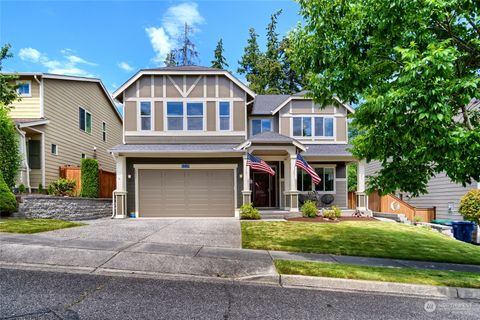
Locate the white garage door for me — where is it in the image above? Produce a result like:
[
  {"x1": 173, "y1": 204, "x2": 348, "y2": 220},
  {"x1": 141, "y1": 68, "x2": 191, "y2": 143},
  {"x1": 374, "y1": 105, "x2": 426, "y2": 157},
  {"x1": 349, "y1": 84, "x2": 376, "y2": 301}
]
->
[{"x1": 138, "y1": 169, "x2": 235, "y2": 217}]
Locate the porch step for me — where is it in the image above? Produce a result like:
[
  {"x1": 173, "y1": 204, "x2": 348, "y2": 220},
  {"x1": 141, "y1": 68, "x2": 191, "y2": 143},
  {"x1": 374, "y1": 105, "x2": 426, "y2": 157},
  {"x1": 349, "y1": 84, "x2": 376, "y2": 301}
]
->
[{"x1": 258, "y1": 210, "x2": 289, "y2": 220}]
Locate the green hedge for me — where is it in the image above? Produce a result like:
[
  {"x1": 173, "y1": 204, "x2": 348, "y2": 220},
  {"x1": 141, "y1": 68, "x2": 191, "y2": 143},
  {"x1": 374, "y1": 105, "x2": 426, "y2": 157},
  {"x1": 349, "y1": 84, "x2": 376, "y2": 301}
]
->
[
  {"x1": 0, "y1": 171, "x2": 17, "y2": 213},
  {"x1": 80, "y1": 158, "x2": 99, "y2": 198}
]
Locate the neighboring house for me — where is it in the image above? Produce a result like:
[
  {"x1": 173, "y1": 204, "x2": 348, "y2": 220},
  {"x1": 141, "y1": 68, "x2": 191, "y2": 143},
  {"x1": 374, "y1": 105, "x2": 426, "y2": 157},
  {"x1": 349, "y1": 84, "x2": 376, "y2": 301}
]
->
[
  {"x1": 110, "y1": 66, "x2": 364, "y2": 218},
  {"x1": 366, "y1": 162, "x2": 479, "y2": 220},
  {"x1": 6, "y1": 73, "x2": 123, "y2": 191}
]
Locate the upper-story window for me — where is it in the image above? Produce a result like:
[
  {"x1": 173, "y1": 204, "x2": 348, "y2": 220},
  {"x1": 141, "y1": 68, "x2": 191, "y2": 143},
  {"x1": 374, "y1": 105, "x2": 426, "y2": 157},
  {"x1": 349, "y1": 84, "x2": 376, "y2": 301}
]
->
[
  {"x1": 16, "y1": 80, "x2": 31, "y2": 97},
  {"x1": 293, "y1": 116, "x2": 334, "y2": 138},
  {"x1": 187, "y1": 102, "x2": 204, "y2": 130},
  {"x1": 167, "y1": 102, "x2": 184, "y2": 130},
  {"x1": 79, "y1": 107, "x2": 92, "y2": 134},
  {"x1": 218, "y1": 102, "x2": 231, "y2": 131},
  {"x1": 252, "y1": 119, "x2": 272, "y2": 136},
  {"x1": 140, "y1": 102, "x2": 152, "y2": 131},
  {"x1": 102, "y1": 122, "x2": 107, "y2": 142},
  {"x1": 297, "y1": 166, "x2": 335, "y2": 192},
  {"x1": 167, "y1": 101, "x2": 204, "y2": 131}
]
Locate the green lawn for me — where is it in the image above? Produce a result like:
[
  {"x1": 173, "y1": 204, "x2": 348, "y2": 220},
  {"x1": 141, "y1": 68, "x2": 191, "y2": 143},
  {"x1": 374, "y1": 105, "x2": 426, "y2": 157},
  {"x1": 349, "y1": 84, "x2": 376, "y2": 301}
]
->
[
  {"x1": 0, "y1": 219, "x2": 85, "y2": 234},
  {"x1": 275, "y1": 260, "x2": 480, "y2": 288},
  {"x1": 241, "y1": 221, "x2": 480, "y2": 265}
]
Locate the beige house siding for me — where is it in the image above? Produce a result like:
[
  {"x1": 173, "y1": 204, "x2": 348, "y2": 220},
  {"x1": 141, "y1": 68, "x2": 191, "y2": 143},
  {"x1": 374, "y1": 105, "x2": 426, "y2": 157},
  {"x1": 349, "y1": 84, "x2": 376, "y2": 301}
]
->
[
  {"x1": 9, "y1": 76, "x2": 41, "y2": 119},
  {"x1": 122, "y1": 74, "x2": 248, "y2": 144},
  {"x1": 365, "y1": 161, "x2": 478, "y2": 219},
  {"x1": 42, "y1": 79, "x2": 122, "y2": 185},
  {"x1": 278, "y1": 100, "x2": 349, "y2": 143}
]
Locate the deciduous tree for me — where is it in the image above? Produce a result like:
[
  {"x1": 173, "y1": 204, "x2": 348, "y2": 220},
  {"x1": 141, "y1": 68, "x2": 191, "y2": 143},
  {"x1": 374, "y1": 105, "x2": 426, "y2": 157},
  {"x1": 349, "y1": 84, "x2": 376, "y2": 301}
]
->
[{"x1": 291, "y1": 0, "x2": 480, "y2": 196}]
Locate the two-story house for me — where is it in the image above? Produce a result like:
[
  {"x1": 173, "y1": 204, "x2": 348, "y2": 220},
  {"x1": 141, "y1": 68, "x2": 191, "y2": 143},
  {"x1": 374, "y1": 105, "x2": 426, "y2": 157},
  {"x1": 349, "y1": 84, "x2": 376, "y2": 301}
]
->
[
  {"x1": 6, "y1": 73, "x2": 123, "y2": 191},
  {"x1": 111, "y1": 66, "x2": 365, "y2": 218}
]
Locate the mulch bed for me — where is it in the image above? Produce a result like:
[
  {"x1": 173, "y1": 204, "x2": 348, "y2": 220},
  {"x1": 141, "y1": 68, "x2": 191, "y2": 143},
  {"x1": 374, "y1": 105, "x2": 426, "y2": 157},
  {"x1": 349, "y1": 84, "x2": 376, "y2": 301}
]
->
[{"x1": 287, "y1": 216, "x2": 377, "y2": 223}]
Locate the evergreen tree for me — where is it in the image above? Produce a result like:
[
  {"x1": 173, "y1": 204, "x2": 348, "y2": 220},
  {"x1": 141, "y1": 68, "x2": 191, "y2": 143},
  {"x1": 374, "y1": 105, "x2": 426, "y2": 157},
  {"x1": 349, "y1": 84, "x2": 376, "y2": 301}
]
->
[
  {"x1": 237, "y1": 28, "x2": 265, "y2": 93},
  {"x1": 164, "y1": 50, "x2": 177, "y2": 67},
  {"x1": 278, "y1": 36, "x2": 303, "y2": 94},
  {"x1": 174, "y1": 23, "x2": 199, "y2": 66},
  {"x1": 211, "y1": 39, "x2": 229, "y2": 69}
]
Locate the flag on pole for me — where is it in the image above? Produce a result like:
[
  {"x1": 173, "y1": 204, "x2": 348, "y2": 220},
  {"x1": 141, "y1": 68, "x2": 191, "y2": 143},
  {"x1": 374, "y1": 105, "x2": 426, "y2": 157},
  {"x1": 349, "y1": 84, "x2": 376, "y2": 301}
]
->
[
  {"x1": 296, "y1": 154, "x2": 321, "y2": 185},
  {"x1": 246, "y1": 153, "x2": 275, "y2": 176}
]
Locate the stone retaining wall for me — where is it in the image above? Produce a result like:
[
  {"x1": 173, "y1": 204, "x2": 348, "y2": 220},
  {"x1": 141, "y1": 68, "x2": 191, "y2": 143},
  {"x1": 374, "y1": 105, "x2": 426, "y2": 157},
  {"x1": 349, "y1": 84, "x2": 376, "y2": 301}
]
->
[{"x1": 19, "y1": 195, "x2": 112, "y2": 220}]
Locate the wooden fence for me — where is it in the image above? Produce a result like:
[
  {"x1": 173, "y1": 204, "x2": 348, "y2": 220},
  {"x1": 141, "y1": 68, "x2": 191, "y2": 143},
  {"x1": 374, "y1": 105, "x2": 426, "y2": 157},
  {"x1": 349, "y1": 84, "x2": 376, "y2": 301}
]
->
[
  {"x1": 59, "y1": 166, "x2": 116, "y2": 198},
  {"x1": 368, "y1": 191, "x2": 436, "y2": 222},
  {"x1": 348, "y1": 191, "x2": 356, "y2": 209}
]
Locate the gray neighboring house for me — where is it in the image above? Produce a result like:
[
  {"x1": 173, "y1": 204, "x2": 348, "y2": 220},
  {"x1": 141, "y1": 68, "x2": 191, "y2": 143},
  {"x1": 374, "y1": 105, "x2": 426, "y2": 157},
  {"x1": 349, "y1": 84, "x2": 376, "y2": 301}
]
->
[
  {"x1": 6, "y1": 73, "x2": 123, "y2": 191},
  {"x1": 365, "y1": 99, "x2": 480, "y2": 220},
  {"x1": 110, "y1": 66, "x2": 367, "y2": 218}
]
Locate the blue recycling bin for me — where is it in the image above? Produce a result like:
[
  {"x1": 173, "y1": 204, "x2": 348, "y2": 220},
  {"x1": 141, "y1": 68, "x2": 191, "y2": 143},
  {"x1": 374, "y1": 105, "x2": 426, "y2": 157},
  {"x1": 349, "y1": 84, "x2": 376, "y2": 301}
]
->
[{"x1": 451, "y1": 221, "x2": 476, "y2": 243}]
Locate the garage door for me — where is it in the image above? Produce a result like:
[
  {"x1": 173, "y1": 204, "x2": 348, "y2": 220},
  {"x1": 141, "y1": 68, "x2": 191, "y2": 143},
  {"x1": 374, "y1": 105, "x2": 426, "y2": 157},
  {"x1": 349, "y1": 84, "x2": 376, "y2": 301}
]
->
[{"x1": 138, "y1": 169, "x2": 235, "y2": 217}]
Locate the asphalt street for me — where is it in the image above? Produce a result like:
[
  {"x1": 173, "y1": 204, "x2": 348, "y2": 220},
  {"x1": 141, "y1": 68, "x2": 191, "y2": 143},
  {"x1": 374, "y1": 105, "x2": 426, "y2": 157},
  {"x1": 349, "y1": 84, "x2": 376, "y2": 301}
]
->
[{"x1": 1, "y1": 268, "x2": 479, "y2": 320}]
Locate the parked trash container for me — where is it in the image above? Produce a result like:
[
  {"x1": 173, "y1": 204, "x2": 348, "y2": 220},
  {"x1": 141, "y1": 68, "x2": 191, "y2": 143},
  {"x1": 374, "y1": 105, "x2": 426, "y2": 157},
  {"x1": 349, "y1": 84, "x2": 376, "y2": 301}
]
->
[{"x1": 451, "y1": 221, "x2": 476, "y2": 243}]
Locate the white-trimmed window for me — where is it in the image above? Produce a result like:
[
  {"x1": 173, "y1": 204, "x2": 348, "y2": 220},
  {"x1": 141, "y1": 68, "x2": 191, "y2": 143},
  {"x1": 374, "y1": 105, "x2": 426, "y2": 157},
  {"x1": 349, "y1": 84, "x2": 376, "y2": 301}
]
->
[
  {"x1": 102, "y1": 122, "x2": 107, "y2": 142},
  {"x1": 297, "y1": 166, "x2": 335, "y2": 192},
  {"x1": 81, "y1": 153, "x2": 86, "y2": 159},
  {"x1": 167, "y1": 101, "x2": 205, "y2": 131},
  {"x1": 187, "y1": 102, "x2": 204, "y2": 130},
  {"x1": 16, "y1": 80, "x2": 31, "y2": 97},
  {"x1": 219, "y1": 101, "x2": 231, "y2": 131},
  {"x1": 51, "y1": 144, "x2": 58, "y2": 155},
  {"x1": 293, "y1": 117, "x2": 312, "y2": 137},
  {"x1": 167, "y1": 102, "x2": 183, "y2": 130},
  {"x1": 293, "y1": 116, "x2": 334, "y2": 137},
  {"x1": 79, "y1": 107, "x2": 92, "y2": 133},
  {"x1": 251, "y1": 118, "x2": 272, "y2": 136},
  {"x1": 140, "y1": 101, "x2": 152, "y2": 131}
]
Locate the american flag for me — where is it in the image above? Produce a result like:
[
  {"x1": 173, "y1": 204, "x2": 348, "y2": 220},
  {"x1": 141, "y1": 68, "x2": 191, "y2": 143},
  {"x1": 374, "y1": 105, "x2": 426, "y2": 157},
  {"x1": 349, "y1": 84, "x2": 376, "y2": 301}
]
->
[
  {"x1": 296, "y1": 154, "x2": 321, "y2": 185},
  {"x1": 246, "y1": 153, "x2": 275, "y2": 176}
]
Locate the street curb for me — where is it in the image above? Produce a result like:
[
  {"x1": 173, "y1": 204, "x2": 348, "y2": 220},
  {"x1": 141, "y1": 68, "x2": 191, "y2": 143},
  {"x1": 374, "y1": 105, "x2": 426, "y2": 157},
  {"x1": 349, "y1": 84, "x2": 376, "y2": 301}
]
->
[{"x1": 280, "y1": 275, "x2": 480, "y2": 300}]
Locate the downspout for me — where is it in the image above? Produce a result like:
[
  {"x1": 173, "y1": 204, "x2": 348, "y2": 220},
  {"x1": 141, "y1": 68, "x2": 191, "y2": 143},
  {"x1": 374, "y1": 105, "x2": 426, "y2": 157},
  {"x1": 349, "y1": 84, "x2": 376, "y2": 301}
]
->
[{"x1": 15, "y1": 125, "x2": 31, "y2": 192}]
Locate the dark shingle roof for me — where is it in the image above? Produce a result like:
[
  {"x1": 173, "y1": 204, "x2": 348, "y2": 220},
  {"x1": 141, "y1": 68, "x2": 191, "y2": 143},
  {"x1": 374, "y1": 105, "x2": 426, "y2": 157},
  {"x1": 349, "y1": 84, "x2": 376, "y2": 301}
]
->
[
  {"x1": 143, "y1": 65, "x2": 223, "y2": 72},
  {"x1": 110, "y1": 144, "x2": 241, "y2": 153},
  {"x1": 251, "y1": 94, "x2": 290, "y2": 115},
  {"x1": 249, "y1": 131, "x2": 297, "y2": 143},
  {"x1": 302, "y1": 144, "x2": 353, "y2": 157}
]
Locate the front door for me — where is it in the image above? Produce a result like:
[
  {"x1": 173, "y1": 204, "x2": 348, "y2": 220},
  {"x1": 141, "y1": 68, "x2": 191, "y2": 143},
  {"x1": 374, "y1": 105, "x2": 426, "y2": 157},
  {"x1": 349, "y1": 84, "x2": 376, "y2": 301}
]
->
[{"x1": 252, "y1": 172, "x2": 276, "y2": 207}]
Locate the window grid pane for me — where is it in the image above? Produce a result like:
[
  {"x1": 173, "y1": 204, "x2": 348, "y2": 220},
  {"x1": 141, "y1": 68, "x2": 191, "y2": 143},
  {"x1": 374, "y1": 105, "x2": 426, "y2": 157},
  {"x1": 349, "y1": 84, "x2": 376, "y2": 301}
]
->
[
  {"x1": 168, "y1": 117, "x2": 183, "y2": 130},
  {"x1": 324, "y1": 168, "x2": 335, "y2": 191},
  {"x1": 79, "y1": 108, "x2": 85, "y2": 131},
  {"x1": 86, "y1": 112, "x2": 92, "y2": 133},
  {"x1": 220, "y1": 117, "x2": 230, "y2": 130},
  {"x1": 315, "y1": 117, "x2": 324, "y2": 136},
  {"x1": 303, "y1": 117, "x2": 312, "y2": 136},
  {"x1": 325, "y1": 118, "x2": 334, "y2": 137},
  {"x1": 293, "y1": 118, "x2": 302, "y2": 136},
  {"x1": 252, "y1": 120, "x2": 261, "y2": 136}
]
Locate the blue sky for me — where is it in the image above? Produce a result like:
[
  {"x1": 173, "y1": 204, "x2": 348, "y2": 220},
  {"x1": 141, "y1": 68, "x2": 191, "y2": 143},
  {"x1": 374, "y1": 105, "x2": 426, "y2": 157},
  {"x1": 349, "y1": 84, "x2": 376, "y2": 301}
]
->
[{"x1": 1, "y1": 0, "x2": 302, "y2": 93}]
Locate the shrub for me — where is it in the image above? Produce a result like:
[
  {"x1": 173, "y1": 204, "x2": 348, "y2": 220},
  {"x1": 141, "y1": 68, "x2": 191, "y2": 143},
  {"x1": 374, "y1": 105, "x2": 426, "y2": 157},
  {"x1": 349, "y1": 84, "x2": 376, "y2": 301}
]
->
[
  {"x1": 240, "y1": 204, "x2": 261, "y2": 220},
  {"x1": 0, "y1": 106, "x2": 21, "y2": 189},
  {"x1": 459, "y1": 190, "x2": 480, "y2": 224},
  {"x1": 47, "y1": 178, "x2": 76, "y2": 196},
  {"x1": 323, "y1": 206, "x2": 341, "y2": 220},
  {"x1": 38, "y1": 183, "x2": 44, "y2": 194},
  {"x1": 18, "y1": 184, "x2": 26, "y2": 193},
  {"x1": 0, "y1": 171, "x2": 17, "y2": 213},
  {"x1": 80, "y1": 158, "x2": 99, "y2": 198},
  {"x1": 301, "y1": 200, "x2": 318, "y2": 218}
]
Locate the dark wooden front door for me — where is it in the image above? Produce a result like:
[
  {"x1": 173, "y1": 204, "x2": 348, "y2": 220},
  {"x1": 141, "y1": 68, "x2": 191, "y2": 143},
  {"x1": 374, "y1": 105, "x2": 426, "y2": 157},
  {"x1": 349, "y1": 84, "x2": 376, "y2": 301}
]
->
[{"x1": 252, "y1": 172, "x2": 276, "y2": 207}]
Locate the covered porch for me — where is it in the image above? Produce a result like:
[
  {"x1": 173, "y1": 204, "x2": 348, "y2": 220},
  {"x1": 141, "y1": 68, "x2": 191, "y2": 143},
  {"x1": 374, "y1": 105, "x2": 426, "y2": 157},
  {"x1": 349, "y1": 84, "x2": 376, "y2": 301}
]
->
[{"x1": 238, "y1": 132, "x2": 367, "y2": 213}]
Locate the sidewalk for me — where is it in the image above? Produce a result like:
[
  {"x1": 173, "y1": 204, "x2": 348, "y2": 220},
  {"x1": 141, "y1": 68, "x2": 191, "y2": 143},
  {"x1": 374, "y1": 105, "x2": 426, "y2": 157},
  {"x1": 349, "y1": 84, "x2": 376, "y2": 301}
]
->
[{"x1": 1, "y1": 232, "x2": 479, "y2": 277}]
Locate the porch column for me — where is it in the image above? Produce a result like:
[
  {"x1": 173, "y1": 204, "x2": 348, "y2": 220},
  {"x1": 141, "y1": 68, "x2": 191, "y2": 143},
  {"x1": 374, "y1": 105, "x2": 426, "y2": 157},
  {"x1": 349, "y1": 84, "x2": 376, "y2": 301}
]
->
[
  {"x1": 241, "y1": 154, "x2": 252, "y2": 205},
  {"x1": 356, "y1": 160, "x2": 368, "y2": 212},
  {"x1": 288, "y1": 154, "x2": 299, "y2": 212},
  {"x1": 113, "y1": 155, "x2": 127, "y2": 218}
]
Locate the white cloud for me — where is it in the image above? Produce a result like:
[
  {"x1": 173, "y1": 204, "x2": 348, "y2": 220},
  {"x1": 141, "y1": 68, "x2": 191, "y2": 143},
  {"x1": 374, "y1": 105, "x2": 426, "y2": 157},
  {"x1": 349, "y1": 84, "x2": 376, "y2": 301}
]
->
[
  {"x1": 145, "y1": 2, "x2": 204, "y2": 65},
  {"x1": 118, "y1": 62, "x2": 134, "y2": 72},
  {"x1": 19, "y1": 48, "x2": 42, "y2": 62},
  {"x1": 18, "y1": 47, "x2": 96, "y2": 77}
]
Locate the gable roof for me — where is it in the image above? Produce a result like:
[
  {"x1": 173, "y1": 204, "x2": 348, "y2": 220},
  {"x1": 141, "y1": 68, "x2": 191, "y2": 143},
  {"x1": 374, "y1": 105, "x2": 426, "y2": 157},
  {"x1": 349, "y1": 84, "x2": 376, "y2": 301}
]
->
[
  {"x1": 112, "y1": 66, "x2": 256, "y2": 102},
  {"x1": 236, "y1": 131, "x2": 306, "y2": 152},
  {"x1": 270, "y1": 95, "x2": 355, "y2": 115},
  {"x1": 252, "y1": 95, "x2": 290, "y2": 115},
  {"x1": 3, "y1": 72, "x2": 123, "y2": 122}
]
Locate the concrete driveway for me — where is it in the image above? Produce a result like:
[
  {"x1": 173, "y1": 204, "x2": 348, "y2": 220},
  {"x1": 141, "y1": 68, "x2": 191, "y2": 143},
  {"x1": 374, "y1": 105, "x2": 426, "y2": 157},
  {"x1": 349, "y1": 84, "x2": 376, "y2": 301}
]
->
[{"x1": 36, "y1": 218, "x2": 242, "y2": 248}]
